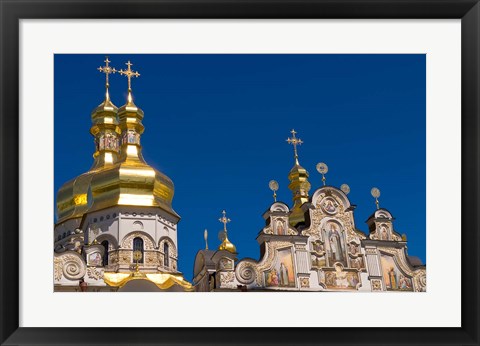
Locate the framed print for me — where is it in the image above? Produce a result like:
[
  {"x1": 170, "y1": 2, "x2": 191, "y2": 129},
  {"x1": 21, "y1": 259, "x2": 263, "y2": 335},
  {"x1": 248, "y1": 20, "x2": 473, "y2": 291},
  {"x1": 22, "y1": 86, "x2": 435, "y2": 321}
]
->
[{"x1": 1, "y1": 0, "x2": 479, "y2": 345}]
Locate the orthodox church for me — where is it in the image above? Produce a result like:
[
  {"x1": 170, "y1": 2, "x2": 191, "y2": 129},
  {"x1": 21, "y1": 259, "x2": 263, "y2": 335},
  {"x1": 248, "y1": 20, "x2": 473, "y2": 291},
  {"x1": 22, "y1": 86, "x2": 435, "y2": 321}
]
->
[
  {"x1": 54, "y1": 57, "x2": 427, "y2": 293},
  {"x1": 54, "y1": 58, "x2": 193, "y2": 291},
  {"x1": 192, "y1": 130, "x2": 427, "y2": 292}
]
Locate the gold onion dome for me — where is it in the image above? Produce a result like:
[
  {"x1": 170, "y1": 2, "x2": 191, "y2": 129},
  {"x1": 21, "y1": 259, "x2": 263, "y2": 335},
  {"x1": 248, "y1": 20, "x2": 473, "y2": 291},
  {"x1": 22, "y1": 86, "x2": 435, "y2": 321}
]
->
[
  {"x1": 286, "y1": 129, "x2": 311, "y2": 226},
  {"x1": 217, "y1": 210, "x2": 237, "y2": 253},
  {"x1": 218, "y1": 236, "x2": 237, "y2": 253},
  {"x1": 56, "y1": 58, "x2": 178, "y2": 224}
]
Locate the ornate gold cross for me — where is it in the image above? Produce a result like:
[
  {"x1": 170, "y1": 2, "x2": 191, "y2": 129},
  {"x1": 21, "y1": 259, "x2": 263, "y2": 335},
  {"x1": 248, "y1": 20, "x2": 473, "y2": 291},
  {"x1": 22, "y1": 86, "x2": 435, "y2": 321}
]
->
[
  {"x1": 287, "y1": 129, "x2": 303, "y2": 162},
  {"x1": 118, "y1": 60, "x2": 140, "y2": 92},
  {"x1": 97, "y1": 56, "x2": 116, "y2": 88},
  {"x1": 219, "y1": 210, "x2": 231, "y2": 232}
]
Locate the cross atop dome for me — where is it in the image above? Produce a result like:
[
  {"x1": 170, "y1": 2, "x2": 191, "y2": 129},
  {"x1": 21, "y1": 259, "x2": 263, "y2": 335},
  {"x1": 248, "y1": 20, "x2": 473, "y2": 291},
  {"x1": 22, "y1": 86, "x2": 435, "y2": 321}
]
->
[
  {"x1": 119, "y1": 60, "x2": 140, "y2": 104},
  {"x1": 97, "y1": 56, "x2": 116, "y2": 88},
  {"x1": 219, "y1": 210, "x2": 231, "y2": 232},
  {"x1": 97, "y1": 56, "x2": 117, "y2": 102},
  {"x1": 287, "y1": 129, "x2": 303, "y2": 165}
]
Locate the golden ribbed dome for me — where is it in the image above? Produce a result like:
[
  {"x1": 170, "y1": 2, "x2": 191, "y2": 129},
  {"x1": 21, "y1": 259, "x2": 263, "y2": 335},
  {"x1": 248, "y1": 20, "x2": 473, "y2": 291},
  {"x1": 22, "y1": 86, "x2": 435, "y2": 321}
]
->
[
  {"x1": 56, "y1": 93, "x2": 119, "y2": 222},
  {"x1": 56, "y1": 62, "x2": 179, "y2": 224},
  {"x1": 286, "y1": 129, "x2": 311, "y2": 226}
]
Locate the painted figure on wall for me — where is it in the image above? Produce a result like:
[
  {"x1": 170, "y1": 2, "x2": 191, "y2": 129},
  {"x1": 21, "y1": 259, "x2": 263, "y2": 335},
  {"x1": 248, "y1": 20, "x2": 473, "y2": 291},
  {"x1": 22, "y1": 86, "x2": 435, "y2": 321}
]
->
[
  {"x1": 279, "y1": 263, "x2": 289, "y2": 286},
  {"x1": 381, "y1": 226, "x2": 388, "y2": 240},
  {"x1": 88, "y1": 252, "x2": 102, "y2": 266},
  {"x1": 398, "y1": 274, "x2": 412, "y2": 289},
  {"x1": 350, "y1": 256, "x2": 364, "y2": 269},
  {"x1": 349, "y1": 243, "x2": 359, "y2": 255},
  {"x1": 324, "y1": 265, "x2": 359, "y2": 290},
  {"x1": 311, "y1": 240, "x2": 324, "y2": 254},
  {"x1": 128, "y1": 131, "x2": 136, "y2": 144},
  {"x1": 388, "y1": 267, "x2": 397, "y2": 289},
  {"x1": 322, "y1": 198, "x2": 337, "y2": 214},
  {"x1": 325, "y1": 222, "x2": 346, "y2": 267},
  {"x1": 311, "y1": 254, "x2": 326, "y2": 268},
  {"x1": 265, "y1": 248, "x2": 296, "y2": 288},
  {"x1": 266, "y1": 269, "x2": 279, "y2": 286},
  {"x1": 276, "y1": 220, "x2": 285, "y2": 235},
  {"x1": 381, "y1": 254, "x2": 413, "y2": 291}
]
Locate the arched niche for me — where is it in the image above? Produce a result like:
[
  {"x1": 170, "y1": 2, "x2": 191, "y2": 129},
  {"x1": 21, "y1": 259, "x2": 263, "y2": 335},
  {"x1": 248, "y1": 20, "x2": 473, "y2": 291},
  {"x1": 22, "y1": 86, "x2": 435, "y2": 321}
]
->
[
  {"x1": 320, "y1": 219, "x2": 348, "y2": 268},
  {"x1": 311, "y1": 186, "x2": 351, "y2": 213}
]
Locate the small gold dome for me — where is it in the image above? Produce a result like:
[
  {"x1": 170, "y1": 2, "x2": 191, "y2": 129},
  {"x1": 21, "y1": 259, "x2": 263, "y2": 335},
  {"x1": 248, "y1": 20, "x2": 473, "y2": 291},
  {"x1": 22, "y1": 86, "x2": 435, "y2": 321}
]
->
[{"x1": 218, "y1": 235, "x2": 237, "y2": 253}]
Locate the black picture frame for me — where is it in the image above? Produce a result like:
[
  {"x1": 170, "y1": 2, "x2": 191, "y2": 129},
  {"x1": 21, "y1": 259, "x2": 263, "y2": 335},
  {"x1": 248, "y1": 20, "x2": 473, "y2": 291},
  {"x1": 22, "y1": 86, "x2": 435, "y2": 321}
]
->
[{"x1": 1, "y1": 1, "x2": 478, "y2": 345}]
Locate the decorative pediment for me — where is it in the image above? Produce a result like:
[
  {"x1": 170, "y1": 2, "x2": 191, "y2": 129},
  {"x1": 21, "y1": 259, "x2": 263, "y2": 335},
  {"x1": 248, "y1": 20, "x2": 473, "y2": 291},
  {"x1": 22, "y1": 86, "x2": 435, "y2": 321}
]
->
[
  {"x1": 379, "y1": 250, "x2": 414, "y2": 291},
  {"x1": 235, "y1": 241, "x2": 294, "y2": 288},
  {"x1": 269, "y1": 202, "x2": 290, "y2": 213},
  {"x1": 261, "y1": 202, "x2": 297, "y2": 235},
  {"x1": 367, "y1": 209, "x2": 402, "y2": 241},
  {"x1": 311, "y1": 186, "x2": 351, "y2": 212}
]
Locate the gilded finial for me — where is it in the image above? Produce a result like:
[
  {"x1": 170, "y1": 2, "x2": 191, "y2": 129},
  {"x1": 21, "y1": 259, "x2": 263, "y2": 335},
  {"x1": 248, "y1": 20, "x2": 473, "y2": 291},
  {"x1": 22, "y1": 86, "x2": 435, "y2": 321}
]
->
[
  {"x1": 97, "y1": 56, "x2": 117, "y2": 102},
  {"x1": 371, "y1": 187, "x2": 381, "y2": 209},
  {"x1": 133, "y1": 250, "x2": 142, "y2": 272},
  {"x1": 286, "y1": 129, "x2": 303, "y2": 165},
  {"x1": 218, "y1": 210, "x2": 236, "y2": 253},
  {"x1": 269, "y1": 180, "x2": 279, "y2": 202},
  {"x1": 204, "y1": 229, "x2": 209, "y2": 250},
  {"x1": 118, "y1": 60, "x2": 140, "y2": 104},
  {"x1": 219, "y1": 210, "x2": 231, "y2": 232},
  {"x1": 316, "y1": 162, "x2": 328, "y2": 186}
]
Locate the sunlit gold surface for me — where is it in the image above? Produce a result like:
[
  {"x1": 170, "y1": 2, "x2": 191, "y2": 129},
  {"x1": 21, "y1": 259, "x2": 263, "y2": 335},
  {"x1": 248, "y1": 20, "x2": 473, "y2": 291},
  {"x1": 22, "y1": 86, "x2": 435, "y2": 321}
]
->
[
  {"x1": 56, "y1": 61, "x2": 178, "y2": 224},
  {"x1": 217, "y1": 210, "x2": 237, "y2": 253},
  {"x1": 218, "y1": 235, "x2": 237, "y2": 253},
  {"x1": 286, "y1": 130, "x2": 311, "y2": 226},
  {"x1": 103, "y1": 271, "x2": 193, "y2": 291}
]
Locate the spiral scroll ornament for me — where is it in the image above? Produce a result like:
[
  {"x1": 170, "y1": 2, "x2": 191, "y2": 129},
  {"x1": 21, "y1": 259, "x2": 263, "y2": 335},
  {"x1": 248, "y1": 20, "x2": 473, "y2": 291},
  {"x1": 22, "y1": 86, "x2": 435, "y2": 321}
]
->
[
  {"x1": 236, "y1": 262, "x2": 257, "y2": 285},
  {"x1": 415, "y1": 271, "x2": 427, "y2": 292},
  {"x1": 62, "y1": 254, "x2": 86, "y2": 280}
]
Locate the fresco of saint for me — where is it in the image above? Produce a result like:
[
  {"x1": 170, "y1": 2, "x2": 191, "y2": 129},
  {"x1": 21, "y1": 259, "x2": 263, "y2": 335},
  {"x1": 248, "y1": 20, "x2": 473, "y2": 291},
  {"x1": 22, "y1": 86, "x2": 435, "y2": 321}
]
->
[
  {"x1": 381, "y1": 226, "x2": 388, "y2": 240},
  {"x1": 265, "y1": 248, "x2": 296, "y2": 288},
  {"x1": 276, "y1": 220, "x2": 285, "y2": 235},
  {"x1": 279, "y1": 263, "x2": 289, "y2": 286},
  {"x1": 322, "y1": 198, "x2": 337, "y2": 214},
  {"x1": 381, "y1": 254, "x2": 413, "y2": 291},
  {"x1": 88, "y1": 252, "x2": 102, "y2": 266},
  {"x1": 325, "y1": 223, "x2": 347, "y2": 267}
]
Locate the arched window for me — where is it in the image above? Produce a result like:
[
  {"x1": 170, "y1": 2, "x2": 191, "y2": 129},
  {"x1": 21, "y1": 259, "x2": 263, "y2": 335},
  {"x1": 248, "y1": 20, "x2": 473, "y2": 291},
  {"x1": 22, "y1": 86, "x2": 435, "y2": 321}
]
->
[
  {"x1": 164, "y1": 242, "x2": 169, "y2": 268},
  {"x1": 101, "y1": 240, "x2": 109, "y2": 266},
  {"x1": 133, "y1": 237, "x2": 144, "y2": 263}
]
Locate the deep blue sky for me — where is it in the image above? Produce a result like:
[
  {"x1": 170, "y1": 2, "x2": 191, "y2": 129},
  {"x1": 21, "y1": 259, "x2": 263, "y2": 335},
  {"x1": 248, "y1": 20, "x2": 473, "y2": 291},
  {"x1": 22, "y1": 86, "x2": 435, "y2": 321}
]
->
[{"x1": 54, "y1": 54, "x2": 426, "y2": 280}]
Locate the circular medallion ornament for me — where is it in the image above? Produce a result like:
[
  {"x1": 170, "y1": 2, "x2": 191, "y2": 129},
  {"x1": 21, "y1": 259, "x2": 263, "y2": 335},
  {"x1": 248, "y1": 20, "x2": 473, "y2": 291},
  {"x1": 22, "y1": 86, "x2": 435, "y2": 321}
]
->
[
  {"x1": 316, "y1": 162, "x2": 328, "y2": 174},
  {"x1": 371, "y1": 187, "x2": 381, "y2": 198},
  {"x1": 133, "y1": 250, "x2": 142, "y2": 262},
  {"x1": 269, "y1": 180, "x2": 279, "y2": 192},
  {"x1": 321, "y1": 197, "x2": 338, "y2": 215},
  {"x1": 340, "y1": 184, "x2": 350, "y2": 195}
]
